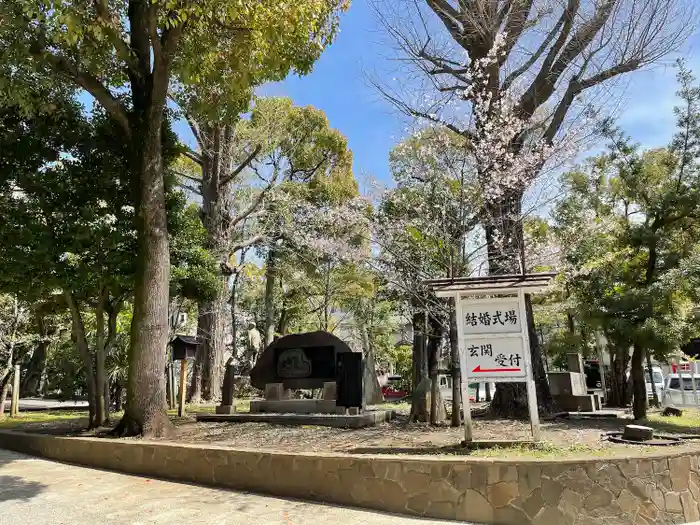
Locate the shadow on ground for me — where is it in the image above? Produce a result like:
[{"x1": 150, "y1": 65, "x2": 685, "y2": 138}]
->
[{"x1": 0, "y1": 451, "x2": 46, "y2": 503}]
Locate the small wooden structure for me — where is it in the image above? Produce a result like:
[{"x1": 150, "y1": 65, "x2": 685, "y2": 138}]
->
[{"x1": 170, "y1": 335, "x2": 200, "y2": 417}]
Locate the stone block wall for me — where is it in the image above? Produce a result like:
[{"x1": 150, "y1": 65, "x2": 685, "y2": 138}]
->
[{"x1": 0, "y1": 430, "x2": 698, "y2": 525}]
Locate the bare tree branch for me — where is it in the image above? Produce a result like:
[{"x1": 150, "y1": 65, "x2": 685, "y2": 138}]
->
[{"x1": 219, "y1": 144, "x2": 263, "y2": 188}]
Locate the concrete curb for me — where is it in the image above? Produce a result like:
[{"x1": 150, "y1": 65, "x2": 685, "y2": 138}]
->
[{"x1": 0, "y1": 430, "x2": 698, "y2": 524}]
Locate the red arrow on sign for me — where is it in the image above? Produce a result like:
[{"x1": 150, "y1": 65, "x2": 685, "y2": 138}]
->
[{"x1": 472, "y1": 365, "x2": 521, "y2": 373}]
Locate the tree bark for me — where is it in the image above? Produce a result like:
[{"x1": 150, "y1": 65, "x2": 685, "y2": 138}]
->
[
  {"x1": 0, "y1": 374, "x2": 11, "y2": 416},
  {"x1": 525, "y1": 294, "x2": 554, "y2": 413},
  {"x1": 449, "y1": 300, "x2": 462, "y2": 427},
  {"x1": 646, "y1": 348, "x2": 659, "y2": 407},
  {"x1": 197, "y1": 292, "x2": 227, "y2": 402},
  {"x1": 64, "y1": 291, "x2": 99, "y2": 428},
  {"x1": 485, "y1": 193, "x2": 552, "y2": 417},
  {"x1": 194, "y1": 124, "x2": 234, "y2": 403},
  {"x1": 631, "y1": 343, "x2": 647, "y2": 420},
  {"x1": 263, "y1": 247, "x2": 278, "y2": 348},
  {"x1": 411, "y1": 310, "x2": 426, "y2": 391},
  {"x1": 94, "y1": 288, "x2": 108, "y2": 426},
  {"x1": 359, "y1": 323, "x2": 383, "y2": 405},
  {"x1": 427, "y1": 313, "x2": 443, "y2": 424},
  {"x1": 21, "y1": 314, "x2": 49, "y2": 398},
  {"x1": 113, "y1": 94, "x2": 172, "y2": 438}
]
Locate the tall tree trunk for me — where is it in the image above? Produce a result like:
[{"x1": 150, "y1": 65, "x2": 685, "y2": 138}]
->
[
  {"x1": 94, "y1": 288, "x2": 108, "y2": 426},
  {"x1": 646, "y1": 350, "x2": 659, "y2": 407},
  {"x1": 113, "y1": 94, "x2": 172, "y2": 437},
  {"x1": 21, "y1": 313, "x2": 49, "y2": 398},
  {"x1": 230, "y1": 274, "x2": 240, "y2": 361},
  {"x1": 0, "y1": 374, "x2": 11, "y2": 416},
  {"x1": 64, "y1": 291, "x2": 99, "y2": 428},
  {"x1": 449, "y1": 300, "x2": 462, "y2": 427},
  {"x1": 411, "y1": 310, "x2": 426, "y2": 391},
  {"x1": 485, "y1": 192, "x2": 552, "y2": 417},
  {"x1": 359, "y1": 323, "x2": 383, "y2": 405},
  {"x1": 195, "y1": 124, "x2": 233, "y2": 403},
  {"x1": 525, "y1": 294, "x2": 554, "y2": 412},
  {"x1": 631, "y1": 343, "x2": 647, "y2": 420},
  {"x1": 197, "y1": 293, "x2": 227, "y2": 402},
  {"x1": 427, "y1": 315, "x2": 442, "y2": 425},
  {"x1": 263, "y1": 247, "x2": 278, "y2": 348}
]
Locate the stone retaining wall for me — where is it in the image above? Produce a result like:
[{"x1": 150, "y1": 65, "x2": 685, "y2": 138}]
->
[{"x1": 0, "y1": 430, "x2": 698, "y2": 525}]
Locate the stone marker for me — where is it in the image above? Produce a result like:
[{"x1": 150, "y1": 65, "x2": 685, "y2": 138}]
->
[
  {"x1": 265, "y1": 383, "x2": 284, "y2": 400},
  {"x1": 623, "y1": 424, "x2": 654, "y2": 442},
  {"x1": 216, "y1": 358, "x2": 236, "y2": 414},
  {"x1": 322, "y1": 381, "x2": 337, "y2": 400},
  {"x1": 250, "y1": 331, "x2": 358, "y2": 390}
]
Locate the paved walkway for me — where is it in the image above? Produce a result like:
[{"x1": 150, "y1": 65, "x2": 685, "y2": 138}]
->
[{"x1": 0, "y1": 450, "x2": 465, "y2": 524}]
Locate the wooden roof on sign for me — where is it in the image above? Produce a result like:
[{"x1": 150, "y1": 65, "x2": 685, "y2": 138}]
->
[{"x1": 424, "y1": 272, "x2": 557, "y2": 297}]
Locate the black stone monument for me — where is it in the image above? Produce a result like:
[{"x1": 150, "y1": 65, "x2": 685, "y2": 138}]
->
[{"x1": 250, "y1": 331, "x2": 361, "y2": 392}]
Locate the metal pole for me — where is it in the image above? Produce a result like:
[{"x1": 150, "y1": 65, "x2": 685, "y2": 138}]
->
[
  {"x1": 519, "y1": 290, "x2": 540, "y2": 441},
  {"x1": 178, "y1": 360, "x2": 187, "y2": 417},
  {"x1": 10, "y1": 364, "x2": 20, "y2": 417},
  {"x1": 454, "y1": 293, "x2": 473, "y2": 442}
]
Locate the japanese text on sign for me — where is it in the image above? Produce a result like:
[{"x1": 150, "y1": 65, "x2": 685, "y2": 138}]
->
[
  {"x1": 461, "y1": 300, "x2": 521, "y2": 335},
  {"x1": 464, "y1": 337, "x2": 527, "y2": 378},
  {"x1": 465, "y1": 309, "x2": 518, "y2": 327}
]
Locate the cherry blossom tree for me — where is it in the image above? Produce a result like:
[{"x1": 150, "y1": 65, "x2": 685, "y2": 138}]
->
[{"x1": 373, "y1": 0, "x2": 696, "y2": 416}]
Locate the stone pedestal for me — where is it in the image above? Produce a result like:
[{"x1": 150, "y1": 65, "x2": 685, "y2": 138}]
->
[
  {"x1": 567, "y1": 353, "x2": 585, "y2": 373},
  {"x1": 623, "y1": 424, "x2": 653, "y2": 442},
  {"x1": 265, "y1": 383, "x2": 284, "y2": 400},
  {"x1": 322, "y1": 381, "x2": 337, "y2": 400},
  {"x1": 549, "y1": 372, "x2": 587, "y2": 396},
  {"x1": 215, "y1": 405, "x2": 236, "y2": 414},
  {"x1": 250, "y1": 399, "x2": 339, "y2": 414}
]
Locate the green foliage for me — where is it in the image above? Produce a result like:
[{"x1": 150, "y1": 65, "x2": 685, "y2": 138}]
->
[
  {"x1": 379, "y1": 127, "x2": 479, "y2": 303},
  {"x1": 0, "y1": 1, "x2": 348, "y2": 123},
  {"x1": 553, "y1": 66, "x2": 700, "y2": 364},
  {"x1": 0, "y1": 103, "x2": 136, "y2": 301}
]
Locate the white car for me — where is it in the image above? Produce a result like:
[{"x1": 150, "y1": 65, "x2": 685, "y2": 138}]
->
[
  {"x1": 626, "y1": 366, "x2": 664, "y2": 401},
  {"x1": 646, "y1": 367, "x2": 664, "y2": 401},
  {"x1": 662, "y1": 373, "x2": 700, "y2": 407}
]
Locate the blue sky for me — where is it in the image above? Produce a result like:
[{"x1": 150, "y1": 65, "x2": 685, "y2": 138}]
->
[{"x1": 176, "y1": 1, "x2": 700, "y2": 191}]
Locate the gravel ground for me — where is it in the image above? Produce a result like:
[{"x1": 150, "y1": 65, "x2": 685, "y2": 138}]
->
[{"x1": 10, "y1": 407, "x2": 700, "y2": 458}]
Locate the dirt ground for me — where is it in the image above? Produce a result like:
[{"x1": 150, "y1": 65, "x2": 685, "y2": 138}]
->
[
  {"x1": 163, "y1": 411, "x2": 700, "y2": 458},
  {"x1": 11, "y1": 405, "x2": 700, "y2": 459}
]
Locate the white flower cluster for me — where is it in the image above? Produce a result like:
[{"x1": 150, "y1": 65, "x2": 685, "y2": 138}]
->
[{"x1": 283, "y1": 197, "x2": 371, "y2": 262}]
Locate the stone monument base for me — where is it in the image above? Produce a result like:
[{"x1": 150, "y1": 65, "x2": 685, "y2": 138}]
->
[
  {"x1": 215, "y1": 405, "x2": 236, "y2": 414},
  {"x1": 250, "y1": 399, "x2": 346, "y2": 414},
  {"x1": 196, "y1": 409, "x2": 393, "y2": 428}
]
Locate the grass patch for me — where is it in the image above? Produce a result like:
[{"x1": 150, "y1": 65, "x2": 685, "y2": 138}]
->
[
  {"x1": 646, "y1": 409, "x2": 700, "y2": 434},
  {"x1": 0, "y1": 411, "x2": 88, "y2": 429},
  {"x1": 370, "y1": 402, "x2": 411, "y2": 412}
]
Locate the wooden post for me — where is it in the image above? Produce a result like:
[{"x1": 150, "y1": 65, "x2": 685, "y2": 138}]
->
[
  {"x1": 519, "y1": 290, "x2": 541, "y2": 441},
  {"x1": 178, "y1": 360, "x2": 187, "y2": 417},
  {"x1": 168, "y1": 363, "x2": 177, "y2": 409},
  {"x1": 10, "y1": 365, "x2": 20, "y2": 418},
  {"x1": 454, "y1": 293, "x2": 473, "y2": 442}
]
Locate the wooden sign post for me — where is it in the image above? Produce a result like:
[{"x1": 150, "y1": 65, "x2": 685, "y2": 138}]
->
[
  {"x1": 10, "y1": 364, "x2": 20, "y2": 418},
  {"x1": 178, "y1": 359, "x2": 187, "y2": 418},
  {"x1": 426, "y1": 273, "x2": 556, "y2": 443},
  {"x1": 170, "y1": 335, "x2": 200, "y2": 418}
]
